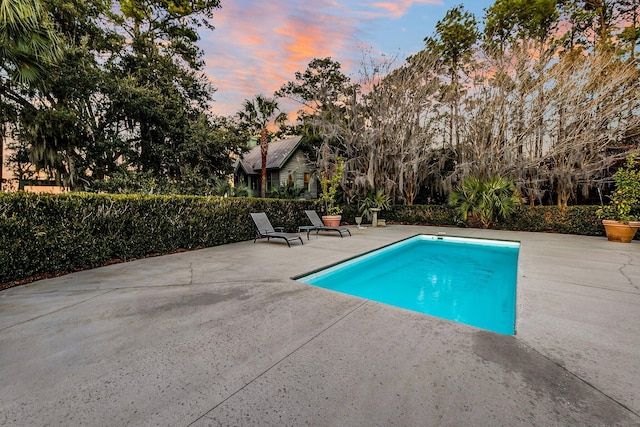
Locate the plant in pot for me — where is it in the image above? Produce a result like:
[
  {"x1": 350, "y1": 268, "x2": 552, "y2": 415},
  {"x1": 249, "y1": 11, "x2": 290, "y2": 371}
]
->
[
  {"x1": 320, "y1": 158, "x2": 344, "y2": 227},
  {"x1": 359, "y1": 190, "x2": 391, "y2": 226},
  {"x1": 448, "y1": 175, "x2": 521, "y2": 229},
  {"x1": 596, "y1": 154, "x2": 640, "y2": 243}
]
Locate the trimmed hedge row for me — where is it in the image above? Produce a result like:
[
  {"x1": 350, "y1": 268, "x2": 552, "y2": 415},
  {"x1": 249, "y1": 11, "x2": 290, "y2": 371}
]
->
[
  {"x1": 345, "y1": 203, "x2": 604, "y2": 235},
  {"x1": 498, "y1": 205, "x2": 603, "y2": 235},
  {"x1": 386, "y1": 205, "x2": 460, "y2": 226},
  {"x1": 0, "y1": 192, "x2": 611, "y2": 286},
  {"x1": 0, "y1": 192, "x2": 321, "y2": 285},
  {"x1": 383, "y1": 204, "x2": 604, "y2": 235},
  {"x1": 339, "y1": 204, "x2": 459, "y2": 227}
]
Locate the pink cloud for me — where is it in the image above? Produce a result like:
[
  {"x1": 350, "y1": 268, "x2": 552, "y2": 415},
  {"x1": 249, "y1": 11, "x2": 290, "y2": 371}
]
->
[
  {"x1": 365, "y1": 0, "x2": 442, "y2": 19},
  {"x1": 200, "y1": 0, "x2": 447, "y2": 117},
  {"x1": 201, "y1": 0, "x2": 361, "y2": 116}
]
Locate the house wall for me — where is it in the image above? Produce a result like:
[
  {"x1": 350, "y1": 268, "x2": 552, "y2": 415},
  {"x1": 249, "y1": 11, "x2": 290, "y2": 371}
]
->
[
  {"x1": 234, "y1": 171, "x2": 257, "y2": 197},
  {"x1": 1, "y1": 141, "x2": 66, "y2": 193},
  {"x1": 279, "y1": 151, "x2": 317, "y2": 198},
  {"x1": 235, "y1": 170, "x2": 279, "y2": 198}
]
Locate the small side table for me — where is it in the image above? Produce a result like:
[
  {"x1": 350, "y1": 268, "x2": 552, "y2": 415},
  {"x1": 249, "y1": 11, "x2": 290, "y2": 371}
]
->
[{"x1": 298, "y1": 225, "x2": 316, "y2": 240}]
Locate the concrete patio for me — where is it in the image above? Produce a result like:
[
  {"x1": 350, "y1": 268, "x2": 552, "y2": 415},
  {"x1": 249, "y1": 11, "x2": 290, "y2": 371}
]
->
[{"x1": 1, "y1": 225, "x2": 639, "y2": 426}]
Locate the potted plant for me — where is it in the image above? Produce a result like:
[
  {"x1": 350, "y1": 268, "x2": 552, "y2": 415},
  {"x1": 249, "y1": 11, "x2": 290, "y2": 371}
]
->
[
  {"x1": 359, "y1": 190, "x2": 391, "y2": 226},
  {"x1": 597, "y1": 154, "x2": 640, "y2": 243},
  {"x1": 320, "y1": 158, "x2": 344, "y2": 227},
  {"x1": 449, "y1": 175, "x2": 521, "y2": 229}
]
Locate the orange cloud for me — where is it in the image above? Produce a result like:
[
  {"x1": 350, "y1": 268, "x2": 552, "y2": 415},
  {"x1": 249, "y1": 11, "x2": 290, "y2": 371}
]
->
[
  {"x1": 201, "y1": 1, "x2": 360, "y2": 117},
  {"x1": 274, "y1": 17, "x2": 346, "y2": 65},
  {"x1": 200, "y1": 0, "x2": 444, "y2": 117}
]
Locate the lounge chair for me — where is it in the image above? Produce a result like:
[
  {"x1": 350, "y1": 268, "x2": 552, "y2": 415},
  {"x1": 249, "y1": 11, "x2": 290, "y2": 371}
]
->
[
  {"x1": 302, "y1": 210, "x2": 352, "y2": 239},
  {"x1": 250, "y1": 212, "x2": 303, "y2": 247}
]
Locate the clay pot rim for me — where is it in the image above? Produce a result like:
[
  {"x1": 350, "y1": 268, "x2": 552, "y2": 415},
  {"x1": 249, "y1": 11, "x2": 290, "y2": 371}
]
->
[{"x1": 602, "y1": 219, "x2": 640, "y2": 227}]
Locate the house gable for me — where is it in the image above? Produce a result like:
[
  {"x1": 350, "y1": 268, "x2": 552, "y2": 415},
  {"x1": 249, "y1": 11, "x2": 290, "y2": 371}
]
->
[
  {"x1": 235, "y1": 136, "x2": 302, "y2": 175},
  {"x1": 233, "y1": 136, "x2": 316, "y2": 197}
]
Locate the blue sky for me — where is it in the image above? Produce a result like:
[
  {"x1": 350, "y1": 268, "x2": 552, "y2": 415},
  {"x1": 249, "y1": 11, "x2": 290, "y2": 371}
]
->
[{"x1": 201, "y1": 0, "x2": 495, "y2": 116}]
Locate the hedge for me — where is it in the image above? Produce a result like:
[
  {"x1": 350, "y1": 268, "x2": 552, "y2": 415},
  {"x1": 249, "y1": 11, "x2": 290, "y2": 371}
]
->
[
  {"x1": 498, "y1": 205, "x2": 603, "y2": 235},
  {"x1": 0, "y1": 192, "x2": 612, "y2": 287},
  {"x1": 0, "y1": 192, "x2": 321, "y2": 285},
  {"x1": 381, "y1": 204, "x2": 604, "y2": 235},
  {"x1": 345, "y1": 203, "x2": 604, "y2": 235}
]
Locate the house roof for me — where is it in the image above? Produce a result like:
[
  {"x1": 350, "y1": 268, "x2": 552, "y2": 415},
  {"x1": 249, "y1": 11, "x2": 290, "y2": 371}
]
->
[{"x1": 235, "y1": 136, "x2": 303, "y2": 175}]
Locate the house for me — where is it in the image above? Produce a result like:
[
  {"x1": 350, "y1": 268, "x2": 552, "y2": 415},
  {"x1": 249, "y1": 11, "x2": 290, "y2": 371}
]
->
[
  {"x1": 233, "y1": 136, "x2": 317, "y2": 198},
  {"x1": 1, "y1": 136, "x2": 66, "y2": 193}
]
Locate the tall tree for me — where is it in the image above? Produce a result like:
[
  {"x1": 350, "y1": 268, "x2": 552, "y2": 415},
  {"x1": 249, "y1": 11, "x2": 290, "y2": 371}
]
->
[
  {"x1": 238, "y1": 95, "x2": 284, "y2": 198},
  {"x1": 484, "y1": 0, "x2": 561, "y2": 161},
  {"x1": 310, "y1": 51, "x2": 445, "y2": 205},
  {"x1": 276, "y1": 57, "x2": 351, "y2": 114},
  {"x1": 276, "y1": 57, "x2": 354, "y2": 161},
  {"x1": 4, "y1": 0, "x2": 234, "y2": 190},
  {"x1": 618, "y1": 0, "x2": 640, "y2": 59},
  {"x1": 559, "y1": 0, "x2": 617, "y2": 51},
  {"x1": 424, "y1": 5, "x2": 479, "y2": 158},
  {"x1": 484, "y1": 0, "x2": 559, "y2": 50},
  {"x1": 105, "y1": 0, "x2": 221, "y2": 176}
]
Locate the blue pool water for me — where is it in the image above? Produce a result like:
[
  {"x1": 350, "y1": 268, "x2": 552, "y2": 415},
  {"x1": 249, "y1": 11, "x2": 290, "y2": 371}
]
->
[{"x1": 297, "y1": 235, "x2": 519, "y2": 335}]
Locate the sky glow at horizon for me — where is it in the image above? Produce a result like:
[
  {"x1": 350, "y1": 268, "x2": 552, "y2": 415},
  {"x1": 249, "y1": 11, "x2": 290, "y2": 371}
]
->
[{"x1": 199, "y1": 0, "x2": 494, "y2": 117}]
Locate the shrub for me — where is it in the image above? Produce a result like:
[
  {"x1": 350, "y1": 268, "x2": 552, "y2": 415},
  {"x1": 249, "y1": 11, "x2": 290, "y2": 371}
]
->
[
  {"x1": 270, "y1": 181, "x2": 304, "y2": 199},
  {"x1": 499, "y1": 205, "x2": 602, "y2": 235},
  {"x1": 359, "y1": 190, "x2": 391, "y2": 222},
  {"x1": 320, "y1": 157, "x2": 344, "y2": 215},
  {"x1": 596, "y1": 154, "x2": 640, "y2": 223},
  {"x1": 449, "y1": 176, "x2": 521, "y2": 228}
]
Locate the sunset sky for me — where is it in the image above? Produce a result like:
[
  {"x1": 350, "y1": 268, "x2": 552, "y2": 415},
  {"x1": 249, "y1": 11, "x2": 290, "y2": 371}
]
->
[{"x1": 200, "y1": 0, "x2": 494, "y2": 117}]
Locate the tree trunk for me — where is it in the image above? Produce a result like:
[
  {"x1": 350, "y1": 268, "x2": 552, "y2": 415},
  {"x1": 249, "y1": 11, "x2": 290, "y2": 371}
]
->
[
  {"x1": 0, "y1": 136, "x2": 3, "y2": 191},
  {"x1": 630, "y1": 7, "x2": 638, "y2": 60},
  {"x1": 557, "y1": 182, "x2": 570, "y2": 209},
  {"x1": 260, "y1": 127, "x2": 268, "y2": 198}
]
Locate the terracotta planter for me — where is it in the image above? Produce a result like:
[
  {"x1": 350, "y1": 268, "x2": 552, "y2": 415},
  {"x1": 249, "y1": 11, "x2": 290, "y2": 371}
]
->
[
  {"x1": 322, "y1": 215, "x2": 342, "y2": 227},
  {"x1": 602, "y1": 220, "x2": 639, "y2": 243}
]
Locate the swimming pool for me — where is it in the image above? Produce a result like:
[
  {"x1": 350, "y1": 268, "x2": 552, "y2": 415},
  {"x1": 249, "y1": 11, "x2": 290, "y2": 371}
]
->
[{"x1": 296, "y1": 235, "x2": 520, "y2": 335}]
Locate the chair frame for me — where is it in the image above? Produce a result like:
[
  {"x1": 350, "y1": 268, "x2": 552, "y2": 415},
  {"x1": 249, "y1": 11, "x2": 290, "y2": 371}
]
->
[
  {"x1": 302, "y1": 210, "x2": 352, "y2": 239},
  {"x1": 250, "y1": 212, "x2": 303, "y2": 247}
]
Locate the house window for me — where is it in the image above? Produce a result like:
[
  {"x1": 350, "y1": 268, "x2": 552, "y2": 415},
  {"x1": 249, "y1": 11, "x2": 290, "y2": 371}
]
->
[
  {"x1": 288, "y1": 173, "x2": 294, "y2": 185},
  {"x1": 267, "y1": 172, "x2": 278, "y2": 191},
  {"x1": 304, "y1": 173, "x2": 310, "y2": 191}
]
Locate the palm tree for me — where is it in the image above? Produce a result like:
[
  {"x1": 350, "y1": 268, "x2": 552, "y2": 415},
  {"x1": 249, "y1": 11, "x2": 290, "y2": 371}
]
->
[
  {"x1": 1, "y1": 0, "x2": 62, "y2": 189},
  {"x1": 0, "y1": 0, "x2": 62, "y2": 84},
  {"x1": 238, "y1": 95, "x2": 284, "y2": 198},
  {"x1": 449, "y1": 175, "x2": 521, "y2": 229}
]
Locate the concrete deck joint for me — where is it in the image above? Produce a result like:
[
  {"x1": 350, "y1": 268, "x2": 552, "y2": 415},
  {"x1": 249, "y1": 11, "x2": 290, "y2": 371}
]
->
[
  {"x1": 0, "y1": 288, "x2": 116, "y2": 333},
  {"x1": 188, "y1": 299, "x2": 369, "y2": 426}
]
